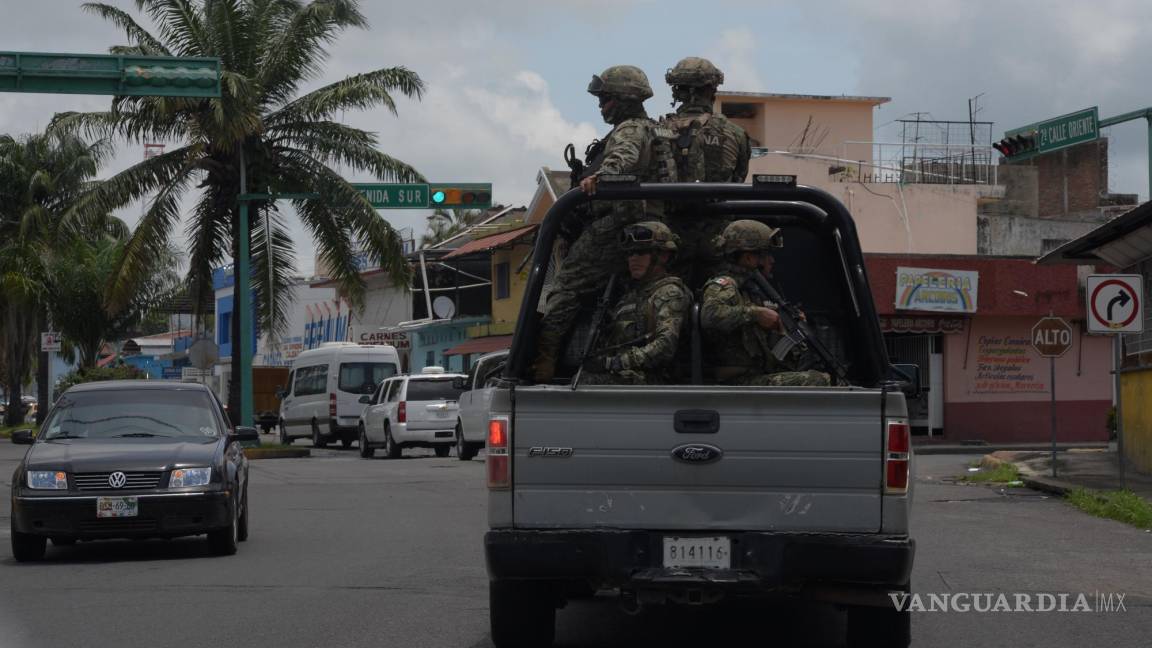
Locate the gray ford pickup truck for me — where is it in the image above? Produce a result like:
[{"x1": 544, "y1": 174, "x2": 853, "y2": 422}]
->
[{"x1": 484, "y1": 178, "x2": 916, "y2": 648}]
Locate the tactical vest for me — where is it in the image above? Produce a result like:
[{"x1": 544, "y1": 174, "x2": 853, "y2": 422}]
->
[
  {"x1": 606, "y1": 275, "x2": 688, "y2": 347},
  {"x1": 661, "y1": 111, "x2": 738, "y2": 183},
  {"x1": 584, "y1": 118, "x2": 677, "y2": 184}
]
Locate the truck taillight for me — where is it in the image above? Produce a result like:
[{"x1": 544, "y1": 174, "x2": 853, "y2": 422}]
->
[
  {"x1": 329, "y1": 393, "x2": 337, "y2": 417},
  {"x1": 487, "y1": 417, "x2": 510, "y2": 490},
  {"x1": 885, "y1": 421, "x2": 910, "y2": 494},
  {"x1": 397, "y1": 401, "x2": 407, "y2": 423}
]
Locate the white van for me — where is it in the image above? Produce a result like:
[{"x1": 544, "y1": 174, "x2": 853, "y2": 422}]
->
[{"x1": 278, "y1": 343, "x2": 401, "y2": 448}]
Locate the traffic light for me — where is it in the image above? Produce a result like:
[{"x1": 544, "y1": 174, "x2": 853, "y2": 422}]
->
[
  {"x1": 428, "y1": 183, "x2": 492, "y2": 208},
  {"x1": 992, "y1": 130, "x2": 1038, "y2": 159}
]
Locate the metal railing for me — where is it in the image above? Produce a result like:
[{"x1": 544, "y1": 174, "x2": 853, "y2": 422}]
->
[{"x1": 752, "y1": 142, "x2": 999, "y2": 186}]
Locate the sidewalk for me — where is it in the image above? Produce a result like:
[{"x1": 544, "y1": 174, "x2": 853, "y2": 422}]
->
[
  {"x1": 913, "y1": 440, "x2": 1109, "y2": 455},
  {"x1": 982, "y1": 445, "x2": 1152, "y2": 500}
]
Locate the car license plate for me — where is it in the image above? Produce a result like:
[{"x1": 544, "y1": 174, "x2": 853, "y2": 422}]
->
[
  {"x1": 663, "y1": 536, "x2": 730, "y2": 569},
  {"x1": 97, "y1": 496, "x2": 139, "y2": 518}
]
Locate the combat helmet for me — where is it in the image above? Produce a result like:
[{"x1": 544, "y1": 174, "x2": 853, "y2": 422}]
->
[
  {"x1": 621, "y1": 221, "x2": 678, "y2": 253},
  {"x1": 665, "y1": 57, "x2": 725, "y2": 88},
  {"x1": 719, "y1": 220, "x2": 782, "y2": 255},
  {"x1": 588, "y1": 65, "x2": 654, "y2": 102}
]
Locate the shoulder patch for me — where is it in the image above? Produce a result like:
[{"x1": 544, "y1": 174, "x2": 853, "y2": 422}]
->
[{"x1": 711, "y1": 276, "x2": 733, "y2": 287}]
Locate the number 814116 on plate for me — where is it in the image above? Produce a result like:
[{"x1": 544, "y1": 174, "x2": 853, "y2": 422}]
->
[{"x1": 662, "y1": 536, "x2": 731, "y2": 569}]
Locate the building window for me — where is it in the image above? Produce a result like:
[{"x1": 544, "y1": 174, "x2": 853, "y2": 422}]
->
[
  {"x1": 219, "y1": 312, "x2": 232, "y2": 345},
  {"x1": 426, "y1": 350, "x2": 435, "y2": 367},
  {"x1": 495, "y1": 262, "x2": 511, "y2": 300}
]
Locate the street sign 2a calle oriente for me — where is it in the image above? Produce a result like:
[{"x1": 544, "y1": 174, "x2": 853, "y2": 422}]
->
[{"x1": 1005, "y1": 107, "x2": 1099, "y2": 160}]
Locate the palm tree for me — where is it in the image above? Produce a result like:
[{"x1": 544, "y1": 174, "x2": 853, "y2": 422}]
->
[
  {"x1": 46, "y1": 236, "x2": 181, "y2": 370},
  {"x1": 420, "y1": 207, "x2": 488, "y2": 248},
  {"x1": 0, "y1": 131, "x2": 114, "y2": 425},
  {"x1": 53, "y1": 0, "x2": 425, "y2": 416}
]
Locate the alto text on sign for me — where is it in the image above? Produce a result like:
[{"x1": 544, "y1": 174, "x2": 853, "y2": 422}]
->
[
  {"x1": 1031, "y1": 317, "x2": 1073, "y2": 358},
  {"x1": 1086, "y1": 275, "x2": 1143, "y2": 333}
]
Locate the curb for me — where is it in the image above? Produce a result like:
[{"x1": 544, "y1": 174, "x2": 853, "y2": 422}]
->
[
  {"x1": 243, "y1": 448, "x2": 311, "y2": 460},
  {"x1": 1020, "y1": 475, "x2": 1078, "y2": 496},
  {"x1": 915, "y1": 443, "x2": 1109, "y2": 455}
]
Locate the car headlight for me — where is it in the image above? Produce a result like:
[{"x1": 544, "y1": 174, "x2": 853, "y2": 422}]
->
[
  {"x1": 169, "y1": 467, "x2": 212, "y2": 488},
  {"x1": 27, "y1": 471, "x2": 68, "y2": 490}
]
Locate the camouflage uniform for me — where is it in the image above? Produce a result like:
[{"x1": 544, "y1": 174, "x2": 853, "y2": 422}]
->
[
  {"x1": 583, "y1": 275, "x2": 692, "y2": 385},
  {"x1": 700, "y1": 221, "x2": 830, "y2": 387},
  {"x1": 661, "y1": 58, "x2": 753, "y2": 289},
  {"x1": 534, "y1": 66, "x2": 676, "y2": 382}
]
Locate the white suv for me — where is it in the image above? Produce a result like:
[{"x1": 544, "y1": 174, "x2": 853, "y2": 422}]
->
[{"x1": 358, "y1": 368, "x2": 467, "y2": 459}]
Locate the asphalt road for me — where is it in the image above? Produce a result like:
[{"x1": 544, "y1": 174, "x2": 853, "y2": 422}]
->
[{"x1": 2, "y1": 441, "x2": 1150, "y2": 648}]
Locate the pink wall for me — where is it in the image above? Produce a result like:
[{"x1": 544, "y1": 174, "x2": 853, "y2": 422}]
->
[
  {"x1": 942, "y1": 316, "x2": 1112, "y2": 442},
  {"x1": 716, "y1": 94, "x2": 879, "y2": 162},
  {"x1": 748, "y1": 154, "x2": 981, "y2": 255}
]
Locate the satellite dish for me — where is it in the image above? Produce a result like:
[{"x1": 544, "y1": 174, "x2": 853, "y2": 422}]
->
[
  {"x1": 188, "y1": 339, "x2": 220, "y2": 369},
  {"x1": 433, "y1": 296, "x2": 456, "y2": 319}
]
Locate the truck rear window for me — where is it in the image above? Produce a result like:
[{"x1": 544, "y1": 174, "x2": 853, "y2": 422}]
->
[
  {"x1": 406, "y1": 379, "x2": 464, "y2": 402},
  {"x1": 339, "y1": 362, "x2": 398, "y2": 394}
]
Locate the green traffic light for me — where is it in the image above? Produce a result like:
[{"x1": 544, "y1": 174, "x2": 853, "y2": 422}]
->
[{"x1": 431, "y1": 190, "x2": 446, "y2": 203}]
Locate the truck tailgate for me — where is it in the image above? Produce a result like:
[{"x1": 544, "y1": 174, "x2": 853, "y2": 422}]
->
[{"x1": 510, "y1": 386, "x2": 887, "y2": 533}]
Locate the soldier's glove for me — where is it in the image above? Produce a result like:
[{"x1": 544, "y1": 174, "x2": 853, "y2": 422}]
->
[{"x1": 584, "y1": 355, "x2": 624, "y2": 373}]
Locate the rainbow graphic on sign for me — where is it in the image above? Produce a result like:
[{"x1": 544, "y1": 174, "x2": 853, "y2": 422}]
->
[{"x1": 895, "y1": 267, "x2": 979, "y2": 314}]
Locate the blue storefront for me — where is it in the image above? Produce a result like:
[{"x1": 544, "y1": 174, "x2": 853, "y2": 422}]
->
[{"x1": 409, "y1": 316, "x2": 489, "y2": 373}]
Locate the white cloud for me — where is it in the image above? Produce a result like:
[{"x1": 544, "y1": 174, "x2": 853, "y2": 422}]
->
[{"x1": 708, "y1": 27, "x2": 766, "y2": 92}]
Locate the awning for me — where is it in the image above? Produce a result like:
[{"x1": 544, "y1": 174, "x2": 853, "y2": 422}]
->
[
  {"x1": 442, "y1": 335, "x2": 513, "y2": 357},
  {"x1": 441, "y1": 225, "x2": 536, "y2": 259}
]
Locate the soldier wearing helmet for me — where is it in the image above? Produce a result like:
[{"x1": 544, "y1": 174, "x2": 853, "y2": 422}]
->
[
  {"x1": 533, "y1": 66, "x2": 677, "y2": 382},
  {"x1": 700, "y1": 220, "x2": 830, "y2": 387},
  {"x1": 580, "y1": 222, "x2": 692, "y2": 385},
  {"x1": 660, "y1": 57, "x2": 753, "y2": 289}
]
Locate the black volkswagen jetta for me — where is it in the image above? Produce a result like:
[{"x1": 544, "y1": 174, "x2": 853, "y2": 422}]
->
[{"x1": 9, "y1": 381, "x2": 256, "y2": 561}]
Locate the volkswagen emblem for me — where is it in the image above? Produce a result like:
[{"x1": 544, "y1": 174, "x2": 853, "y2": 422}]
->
[
  {"x1": 108, "y1": 471, "x2": 127, "y2": 489},
  {"x1": 671, "y1": 444, "x2": 723, "y2": 465}
]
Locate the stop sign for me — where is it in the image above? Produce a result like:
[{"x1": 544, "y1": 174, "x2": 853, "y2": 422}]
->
[{"x1": 1031, "y1": 317, "x2": 1073, "y2": 357}]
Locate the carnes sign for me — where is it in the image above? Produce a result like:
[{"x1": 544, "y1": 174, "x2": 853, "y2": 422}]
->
[{"x1": 357, "y1": 330, "x2": 410, "y2": 349}]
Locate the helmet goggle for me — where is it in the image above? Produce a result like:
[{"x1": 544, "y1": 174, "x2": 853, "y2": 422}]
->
[
  {"x1": 587, "y1": 74, "x2": 605, "y2": 95},
  {"x1": 620, "y1": 224, "x2": 657, "y2": 248}
]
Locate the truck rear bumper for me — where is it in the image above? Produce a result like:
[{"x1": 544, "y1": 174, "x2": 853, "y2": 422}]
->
[{"x1": 485, "y1": 529, "x2": 913, "y2": 605}]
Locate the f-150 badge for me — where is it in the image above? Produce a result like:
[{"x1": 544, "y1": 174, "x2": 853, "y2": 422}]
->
[
  {"x1": 528, "y1": 447, "x2": 574, "y2": 457},
  {"x1": 671, "y1": 444, "x2": 723, "y2": 464}
]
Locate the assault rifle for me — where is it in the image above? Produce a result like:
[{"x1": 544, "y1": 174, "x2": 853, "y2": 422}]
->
[
  {"x1": 560, "y1": 139, "x2": 608, "y2": 243},
  {"x1": 745, "y1": 270, "x2": 849, "y2": 384},
  {"x1": 571, "y1": 273, "x2": 618, "y2": 390}
]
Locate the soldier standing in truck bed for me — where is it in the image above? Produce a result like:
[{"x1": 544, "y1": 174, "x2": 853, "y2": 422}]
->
[
  {"x1": 661, "y1": 57, "x2": 753, "y2": 289},
  {"x1": 532, "y1": 65, "x2": 676, "y2": 383}
]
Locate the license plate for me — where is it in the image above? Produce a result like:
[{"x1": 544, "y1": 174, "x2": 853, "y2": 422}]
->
[
  {"x1": 97, "y1": 496, "x2": 139, "y2": 518},
  {"x1": 663, "y1": 536, "x2": 731, "y2": 569}
]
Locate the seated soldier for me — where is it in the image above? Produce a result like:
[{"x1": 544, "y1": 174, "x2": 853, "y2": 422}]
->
[
  {"x1": 580, "y1": 222, "x2": 692, "y2": 385},
  {"x1": 700, "y1": 220, "x2": 831, "y2": 386}
]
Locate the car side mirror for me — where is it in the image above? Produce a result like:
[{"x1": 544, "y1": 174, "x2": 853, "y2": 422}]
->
[
  {"x1": 452, "y1": 376, "x2": 467, "y2": 391},
  {"x1": 231, "y1": 426, "x2": 260, "y2": 447},
  {"x1": 11, "y1": 429, "x2": 34, "y2": 445},
  {"x1": 358, "y1": 394, "x2": 372, "y2": 405},
  {"x1": 275, "y1": 386, "x2": 286, "y2": 400},
  {"x1": 889, "y1": 364, "x2": 922, "y2": 399}
]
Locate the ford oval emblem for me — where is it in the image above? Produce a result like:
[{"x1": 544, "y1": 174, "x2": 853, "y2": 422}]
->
[{"x1": 671, "y1": 444, "x2": 723, "y2": 465}]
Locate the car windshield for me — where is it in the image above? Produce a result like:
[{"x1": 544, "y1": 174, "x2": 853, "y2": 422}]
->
[
  {"x1": 339, "y1": 362, "x2": 398, "y2": 394},
  {"x1": 406, "y1": 379, "x2": 465, "y2": 402},
  {"x1": 42, "y1": 389, "x2": 222, "y2": 440}
]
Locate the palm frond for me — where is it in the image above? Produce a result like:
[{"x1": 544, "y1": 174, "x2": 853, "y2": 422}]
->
[
  {"x1": 256, "y1": 0, "x2": 369, "y2": 106},
  {"x1": 250, "y1": 204, "x2": 297, "y2": 340},
  {"x1": 82, "y1": 2, "x2": 173, "y2": 55},
  {"x1": 135, "y1": 0, "x2": 212, "y2": 56},
  {"x1": 268, "y1": 66, "x2": 424, "y2": 123}
]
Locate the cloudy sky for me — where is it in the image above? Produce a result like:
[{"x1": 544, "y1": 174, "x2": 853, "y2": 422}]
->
[{"x1": 2, "y1": 0, "x2": 1149, "y2": 274}]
